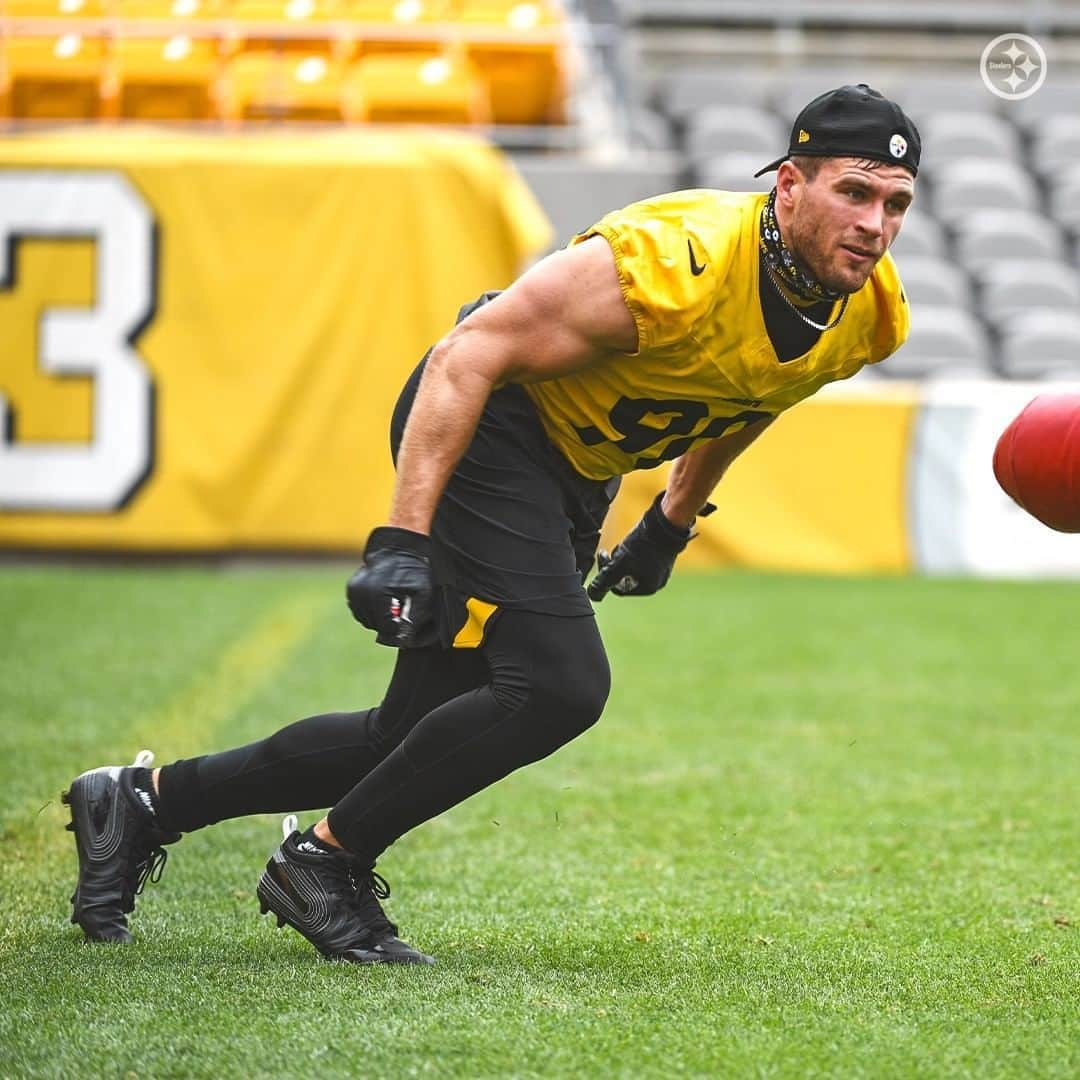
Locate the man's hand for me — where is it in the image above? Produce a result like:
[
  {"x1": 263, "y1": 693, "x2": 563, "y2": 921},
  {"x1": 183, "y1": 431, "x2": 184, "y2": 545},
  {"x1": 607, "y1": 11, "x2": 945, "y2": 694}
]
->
[
  {"x1": 587, "y1": 493, "x2": 697, "y2": 601},
  {"x1": 346, "y1": 527, "x2": 436, "y2": 647}
]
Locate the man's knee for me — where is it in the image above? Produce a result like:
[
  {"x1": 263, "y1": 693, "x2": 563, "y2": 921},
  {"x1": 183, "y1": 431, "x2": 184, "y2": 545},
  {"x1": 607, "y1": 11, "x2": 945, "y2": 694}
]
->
[
  {"x1": 488, "y1": 614, "x2": 611, "y2": 736},
  {"x1": 534, "y1": 654, "x2": 610, "y2": 736}
]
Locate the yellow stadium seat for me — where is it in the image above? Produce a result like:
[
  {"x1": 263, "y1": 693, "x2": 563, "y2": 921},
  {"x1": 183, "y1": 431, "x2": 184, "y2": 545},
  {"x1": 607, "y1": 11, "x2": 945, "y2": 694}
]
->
[
  {"x1": 342, "y1": 1, "x2": 450, "y2": 60},
  {"x1": 228, "y1": 0, "x2": 345, "y2": 54},
  {"x1": 342, "y1": 0, "x2": 454, "y2": 19},
  {"x1": 5, "y1": 33, "x2": 106, "y2": 118},
  {"x1": 459, "y1": 0, "x2": 566, "y2": 124},
  {"x1": 4, "y1": 0, "x2": 112, "y2": 17},
  {"x1": 119, "y1": 1, "x2": 231, "y2": 21},
  {"x1": 106, "y1": 35, "x2": 221, "y2": 120},
  {"x1": 221, "y1": 50, "x2": 346, "y2": 120},
  {"x1": 343, "y1": 51, "x2": 489, "y2": 123}
]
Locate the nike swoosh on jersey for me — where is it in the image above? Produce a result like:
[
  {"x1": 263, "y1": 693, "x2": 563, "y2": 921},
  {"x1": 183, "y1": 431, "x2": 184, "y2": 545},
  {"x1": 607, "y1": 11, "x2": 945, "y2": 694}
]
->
[{"x1": 688, "y1": 238, "x2": 707, "y2": 276}]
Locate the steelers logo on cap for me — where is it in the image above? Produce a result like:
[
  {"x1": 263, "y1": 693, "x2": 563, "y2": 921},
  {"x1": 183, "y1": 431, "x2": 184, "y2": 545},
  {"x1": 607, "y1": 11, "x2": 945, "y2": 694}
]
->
[{"x1": 889, "y1": 133, "x2": 908, "y2": 159}]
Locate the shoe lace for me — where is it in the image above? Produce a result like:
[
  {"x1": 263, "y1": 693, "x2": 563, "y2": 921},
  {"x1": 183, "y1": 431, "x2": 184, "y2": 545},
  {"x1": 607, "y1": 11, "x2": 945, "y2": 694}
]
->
[
  {"x1": 133, "y1": 845, "x2": 169, "y2": 895},
  {"x1": 346, "y1": 863, "x2": 398, "y2": 940},
  {"x1": 120, "y1": 828, "x2": 178, "y2": 913}
]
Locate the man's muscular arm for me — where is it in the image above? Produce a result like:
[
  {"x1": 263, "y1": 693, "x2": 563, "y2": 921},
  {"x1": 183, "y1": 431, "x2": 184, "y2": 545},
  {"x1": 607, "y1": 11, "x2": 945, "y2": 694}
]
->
[
  {"x1": 389, "y1": 236, "x2": 637, "y2": 535},
  {"x1": 661, "y1": 416, "x2": 775, "y2": 527},
  {"x1": 346, "y1": 237, "x2": 636, "y2": 643}
]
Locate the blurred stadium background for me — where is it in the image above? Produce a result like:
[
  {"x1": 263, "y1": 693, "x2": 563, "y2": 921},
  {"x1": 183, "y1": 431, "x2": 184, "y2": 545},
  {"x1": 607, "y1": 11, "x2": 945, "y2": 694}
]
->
[{"x1": 2, "y1": 0, "x2": 1080, "y2": 573}]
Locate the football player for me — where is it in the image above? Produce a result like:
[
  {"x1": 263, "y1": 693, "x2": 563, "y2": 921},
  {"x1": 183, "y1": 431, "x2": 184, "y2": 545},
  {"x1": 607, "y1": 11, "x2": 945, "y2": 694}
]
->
[{"x1": 63, "y1": 84, "x2": 918, "y2": 964}]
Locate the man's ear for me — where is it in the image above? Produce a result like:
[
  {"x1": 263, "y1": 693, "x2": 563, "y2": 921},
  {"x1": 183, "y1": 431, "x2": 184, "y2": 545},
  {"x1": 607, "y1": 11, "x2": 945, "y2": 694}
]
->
[{"x1": 775, "y1": 160, "x2": 802, "y2": 211}]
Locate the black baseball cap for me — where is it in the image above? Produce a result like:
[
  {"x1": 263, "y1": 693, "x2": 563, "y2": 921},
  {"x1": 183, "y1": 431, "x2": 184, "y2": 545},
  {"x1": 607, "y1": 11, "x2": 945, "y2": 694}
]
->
[{"x1": 755, "y1": 83, "x2": 921, "y2": 177}]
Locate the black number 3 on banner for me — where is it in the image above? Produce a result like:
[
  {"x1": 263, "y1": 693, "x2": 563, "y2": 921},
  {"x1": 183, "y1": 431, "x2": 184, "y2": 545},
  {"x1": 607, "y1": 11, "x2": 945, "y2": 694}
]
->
[{"x1": 0, "y1": 170, "x2": 159, "y2": 512}]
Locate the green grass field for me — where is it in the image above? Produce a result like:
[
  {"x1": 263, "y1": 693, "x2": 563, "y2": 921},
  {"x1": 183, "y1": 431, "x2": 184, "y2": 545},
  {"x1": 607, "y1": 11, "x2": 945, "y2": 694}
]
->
[{"x1": 1, "y1": 566, "x2": 1077, "y2": 1079}]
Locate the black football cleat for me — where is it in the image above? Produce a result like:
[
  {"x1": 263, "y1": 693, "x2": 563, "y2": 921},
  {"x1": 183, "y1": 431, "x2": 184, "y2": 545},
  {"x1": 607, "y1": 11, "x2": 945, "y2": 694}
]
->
[
  {"x1": 256, "y1": 816, "x2": 434, "y2": 965},
  {"x1": 62, "y1": 750, "x2": 181, "y2": 943}
]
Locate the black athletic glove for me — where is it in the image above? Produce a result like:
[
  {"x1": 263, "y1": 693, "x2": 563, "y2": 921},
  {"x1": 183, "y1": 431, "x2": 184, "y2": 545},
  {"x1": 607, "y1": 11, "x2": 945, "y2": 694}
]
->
[
  {"x1": 587, "y1": 493, "x2": 713, "y2": 601},
  {"x1": 346, "y1": 527, "x2": 436, "y2": 647}
]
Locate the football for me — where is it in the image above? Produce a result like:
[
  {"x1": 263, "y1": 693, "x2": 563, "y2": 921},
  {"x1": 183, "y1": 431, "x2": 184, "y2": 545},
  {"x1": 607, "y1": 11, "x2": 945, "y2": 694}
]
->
[{"x1": 993, "y1": 393, "x2": 1080, "y2": 533}]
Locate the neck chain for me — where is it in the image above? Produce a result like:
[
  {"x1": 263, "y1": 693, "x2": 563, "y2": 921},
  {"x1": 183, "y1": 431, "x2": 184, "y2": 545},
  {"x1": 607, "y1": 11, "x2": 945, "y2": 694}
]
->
[
  {"x1": 759, "y1": 187, "x2": 849, "y2": 332},
  {"x1": 763, "y1": 263, "x2": 850, "y2": 331}
]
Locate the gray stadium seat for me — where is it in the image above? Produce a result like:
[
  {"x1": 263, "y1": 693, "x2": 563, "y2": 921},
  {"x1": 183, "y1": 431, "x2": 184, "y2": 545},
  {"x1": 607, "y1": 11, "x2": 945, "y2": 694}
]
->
[
  {"x1": 977, "y1": 260, "x2": 1080, "y2": 327},
  {"x1": 895, "y1": 255, "x2": 972, "y2": 308},
  {"x1": 952, "y1": 209, "x2": 1066, "y2": 271},
  {"x1": 896, "y1": 74, "x2": 999, "y2": 125},
  {"x1": 694, "y1": 151, "x2": 775, "y2": 193},
  {"x1": 1008, "y1": 78, "x2": 1080, "y2": 132},
  {"x1": 772, "y1": 69, "x2": 897, "y2": 122},
  {"x1": 630, "y1": 107, "x2": 677, "y2": 150},
  {"x1": 512, "y1": 153, "x2": 683, "y2": 247},
  {"x1": 889, "y1": 208, "x2": 945, "y2": 259},
  {"x1": 695, "y1": 150, "x2": 781, "y2": 192},
  {"x1": 879, "y1": 305, "x2": 991, "y2": 378},
  {"x1": 683, "y1": 105, "x2": 785, "y2": 163},
  {"x1": 931, "y1": 158, "x2": 1039, "y2": 217},
  {"x1": 1031, "y1": 114, "x2": 1080, "y2": 178},
  {"x1": 1049, "y1": 163, "x2": 1080, "y2": 233},
  {"x1": 655, "y1": 68, "x2": 774, "y2": 122},
  {"x1": 997, "y1": 310, "x2": 1080, "y2": 379},
  {"x1": 919, "y1": 111, "x2": 1021, "y2": 164}
]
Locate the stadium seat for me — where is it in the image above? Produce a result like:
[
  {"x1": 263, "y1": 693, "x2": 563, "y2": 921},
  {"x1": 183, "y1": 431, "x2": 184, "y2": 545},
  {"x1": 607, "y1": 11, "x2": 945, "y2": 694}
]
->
[
  {"x1": 4, "y1": 33, "x2": 106, "y2": 119},
  {"x1": 1031, "y1": 114, "x2": 1080, "y2": 179},
  {"x1": 879, "y1": 305, "x2": 991, "y2": 379},
  {"x1": 889, "y1": 208, "x2": 946, "y2": 260},
  {"x1": 228, "y1": 0, "x2": 345, "y2": 55},
  {"x1": 1008, "y1": 77, "x2": 1080, "y2": 132},
  {"x1": 683, "y1": 105, "x2": 785, "y2": 164},
  {"x1": 4, "y1": 0, "x2": 112, "y2": 16},
  {"x1": 108, "y1": 35, "x2": 221, "y2": 120},
  {"x1": 894, "y1": 255, "x2": 972, "y2": 309},
  {"x1": 919, "y1": 111, "x2": 1021, "y2": 164},
  {"x1": 120, "y1": 0, "x2": 230, "y2": 18},
  {"x1": 629, "y1": 106, "x2": 676, "y2": 151},
  {"x1": 997, "y1": 310, "x2": 1080, "y2": 379},
  {"x1": 654, "y1": 67, "x2": 774, "y2": 123},
  {"x1": 694, "y1": 151, "x2": 774, "y2": 193},
  {"x1": 458, "y1": 1, "x2": 568, "y2": 125},
  {"x1": 976, "y1": 260, "x2": 1080, "y2": 328},
  {"x1": 222, "y1": 50, "x2": 347, "y2": 120},
  {"x1": 338, "y1": 0, "x2": 441, "y2": 60},
  {"x1": 342, "y1": 51, "x2": 489, "y2": 123},
  {"x1": 893, "y1": 73, "x2": 998, "y2": 124},
  {"x1": 1049, "y1": 164, "x2": 1080, "y2": 234},
  {"x1": 771, "y1": 69, "x2": 896, "y2": 122},
  {"x1": 953, "y1": 209, "x2": 1067, "y2": 271},
  {"x1": 931, "y1": 158, "x2": 1039, "y2": 217},
  {"x1": 511, "y1": 153, "x2": 682, "y2": 246},
  {"x1": 343, "y1": 1, "x2": 451, "y2": 60}
]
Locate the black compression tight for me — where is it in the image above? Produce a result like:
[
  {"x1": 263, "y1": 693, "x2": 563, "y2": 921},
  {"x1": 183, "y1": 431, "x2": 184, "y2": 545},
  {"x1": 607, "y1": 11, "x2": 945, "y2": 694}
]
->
[{"x1": 156, "y1": 610, "x2": 610, "y2": 864}]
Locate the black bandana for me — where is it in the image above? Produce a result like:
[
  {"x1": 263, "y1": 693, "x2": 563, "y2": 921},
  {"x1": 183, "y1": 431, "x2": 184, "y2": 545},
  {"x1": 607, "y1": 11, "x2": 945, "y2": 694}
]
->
[{"x1": 759, "y1": 189, "x2": 843, "y2": 305}]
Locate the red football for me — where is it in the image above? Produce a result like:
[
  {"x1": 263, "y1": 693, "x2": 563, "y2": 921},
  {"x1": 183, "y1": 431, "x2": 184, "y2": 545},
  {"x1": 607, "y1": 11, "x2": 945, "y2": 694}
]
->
[{"x1": 993, "y1": 394, "x2": 1080, "y2": 532}]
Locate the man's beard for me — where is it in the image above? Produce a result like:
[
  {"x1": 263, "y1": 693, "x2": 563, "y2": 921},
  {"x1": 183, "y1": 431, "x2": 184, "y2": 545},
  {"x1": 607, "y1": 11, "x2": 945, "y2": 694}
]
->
[{"x1": 789, "y1": 225, "x2": 877, "y2": 295}]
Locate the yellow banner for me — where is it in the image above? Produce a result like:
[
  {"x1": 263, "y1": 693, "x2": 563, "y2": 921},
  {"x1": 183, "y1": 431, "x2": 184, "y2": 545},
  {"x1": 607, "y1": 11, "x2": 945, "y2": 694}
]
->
[
  {"x1": 605, "y1": 389, "x2": 919, "y2": 575},
  {"x1": 0, "y1": 128, "x2": 551, "y2": 549}
]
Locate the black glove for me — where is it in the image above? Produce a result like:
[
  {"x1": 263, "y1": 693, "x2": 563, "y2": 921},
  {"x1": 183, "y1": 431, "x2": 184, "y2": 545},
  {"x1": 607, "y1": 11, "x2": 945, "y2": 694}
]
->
[
  {"x1": 346, "y1": 527, "x2": 436, "y2": 647},
  {"x1": 587, "y1": 493, "x2": 712, "y2": 601}
]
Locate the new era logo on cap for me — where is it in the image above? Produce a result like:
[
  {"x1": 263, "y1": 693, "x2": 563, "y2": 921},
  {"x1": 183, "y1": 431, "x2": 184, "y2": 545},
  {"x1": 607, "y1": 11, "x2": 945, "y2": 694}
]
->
[{"x1": 754, "y1": 83, "x2": 921, "y2": 177}]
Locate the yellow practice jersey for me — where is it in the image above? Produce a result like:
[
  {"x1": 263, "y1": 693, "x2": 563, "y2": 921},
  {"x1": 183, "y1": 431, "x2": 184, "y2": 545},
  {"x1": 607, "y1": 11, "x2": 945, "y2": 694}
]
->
[{"x1": 523, "y1": 190, "x2": 909, "y2": 480}]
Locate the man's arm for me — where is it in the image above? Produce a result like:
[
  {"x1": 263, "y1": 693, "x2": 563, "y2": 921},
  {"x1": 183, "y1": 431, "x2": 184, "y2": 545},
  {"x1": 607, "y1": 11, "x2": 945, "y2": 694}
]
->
[
  {"x1": 389, "y1": 236, "x2": 637, "y2": 535},
  {"x1": 587, "y1": 417, "x2": 776, "y2": 601},
  {"x1": 661, "y1": 416, "x2": 776, "y2": 527}
]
